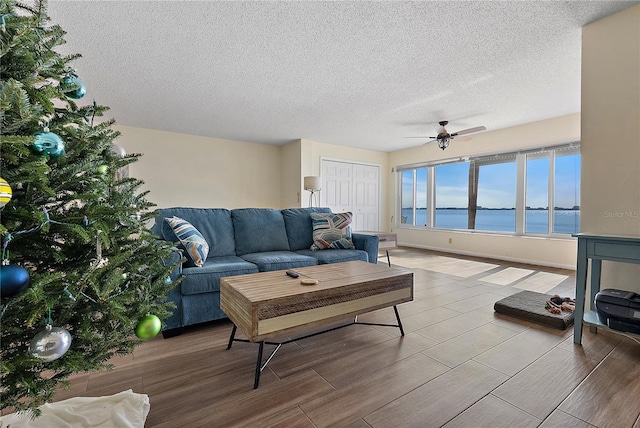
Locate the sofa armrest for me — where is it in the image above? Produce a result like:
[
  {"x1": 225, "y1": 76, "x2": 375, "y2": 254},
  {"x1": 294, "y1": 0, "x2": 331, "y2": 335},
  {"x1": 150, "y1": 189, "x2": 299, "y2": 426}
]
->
[
  {"x1": 161, "y1": 247, "x2": 183, "y2": 279},
  {"x1": 161, "y1": 247, "x2": 184, "y2": 331},
  {"x1": 352, "y1": 233, "x2": 379, "y2": 264}
]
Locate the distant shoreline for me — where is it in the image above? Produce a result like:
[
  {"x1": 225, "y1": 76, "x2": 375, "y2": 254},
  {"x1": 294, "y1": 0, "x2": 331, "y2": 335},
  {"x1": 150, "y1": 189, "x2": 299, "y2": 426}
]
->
[{"x1": 403, "y1": 207, "x2": 580, "y2": 211}]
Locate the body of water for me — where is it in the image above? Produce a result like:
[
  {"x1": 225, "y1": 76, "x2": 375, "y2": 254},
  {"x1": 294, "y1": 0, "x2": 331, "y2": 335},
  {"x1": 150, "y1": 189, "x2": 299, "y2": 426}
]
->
[{"x1": 401, "y1": 208, "x2": 579, "y2": 234}]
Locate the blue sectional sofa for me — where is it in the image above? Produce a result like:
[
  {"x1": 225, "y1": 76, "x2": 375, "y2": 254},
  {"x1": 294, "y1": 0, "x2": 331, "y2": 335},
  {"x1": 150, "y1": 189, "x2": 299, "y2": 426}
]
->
[{"x1": 151, "y1": 207, "x2": 379, "y2": 337}]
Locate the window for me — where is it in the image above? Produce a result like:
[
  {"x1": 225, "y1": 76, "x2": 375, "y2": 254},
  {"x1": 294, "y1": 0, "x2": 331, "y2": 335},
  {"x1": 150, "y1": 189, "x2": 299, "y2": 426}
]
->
[
  {"x1": 416, "y1": 167, "x2": 427, "y2": 226},
  {"x1": 525, "y1": 153, "x2": 550, "y2": 233},
  {"x1": 397, "y1": 143, "x2": 580, "y2": 236},
  {"x1": 400, "y1": 170, "x2": 414, "y2": 225},
  {"x1": 435, "y1": 162, "x2": 469, "y2": 229},
  {"x1": 553, "y1": 150, "x2": 580, "y2": 234},
  {"x1": 401, "y1": 168, "x2": 427, "y2": 226},
  {"x1": 475, "y1": 155, "x2": 517, "y2": 233}
]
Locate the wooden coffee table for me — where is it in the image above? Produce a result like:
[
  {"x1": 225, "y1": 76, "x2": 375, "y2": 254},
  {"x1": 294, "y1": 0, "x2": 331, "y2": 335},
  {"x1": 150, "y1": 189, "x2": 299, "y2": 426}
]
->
[{"x1": 220, "y1": 260, "x2": 413, "y2": 388}]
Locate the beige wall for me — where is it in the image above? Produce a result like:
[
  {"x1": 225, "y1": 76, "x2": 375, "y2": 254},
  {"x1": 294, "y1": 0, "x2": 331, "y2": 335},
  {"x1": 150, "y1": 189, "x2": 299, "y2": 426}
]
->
[
  {"x1": 581, "y1": 5, "x2": 640, "y2": 292},
  {"x1": 388, "y1": 114, "x2": 581, "y2": 269},
  {"x1": 280, "y1": 140, "x2": 302, "y2": 208},
  {"x1": 116, "y1": 125, "x2": 283, "y2": 209}
]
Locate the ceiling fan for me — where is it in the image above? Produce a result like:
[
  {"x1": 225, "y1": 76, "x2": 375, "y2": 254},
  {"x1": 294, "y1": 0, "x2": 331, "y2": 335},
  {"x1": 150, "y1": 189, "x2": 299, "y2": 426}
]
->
[{"x1": 406, "y1": 121, "x2": 486, "y2": 150}]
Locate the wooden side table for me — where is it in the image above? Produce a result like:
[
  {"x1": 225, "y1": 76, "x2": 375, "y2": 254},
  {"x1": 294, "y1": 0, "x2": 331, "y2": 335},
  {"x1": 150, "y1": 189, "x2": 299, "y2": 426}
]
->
[
  {"x1": 573, "y1": 233, "x2": 640, "y2": 344},
  {"x1": 359, "y1": 231, "x2": 397, "y2": 266}
]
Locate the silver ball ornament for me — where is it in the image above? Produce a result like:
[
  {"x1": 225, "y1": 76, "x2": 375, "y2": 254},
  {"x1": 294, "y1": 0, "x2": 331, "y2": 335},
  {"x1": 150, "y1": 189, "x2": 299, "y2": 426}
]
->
[
  {"x1": 29, "y1": 324, "x2": 72, "y2": 361},
  {"x1": 111, "y1": 143, "x2": 126, "y2": 158}
]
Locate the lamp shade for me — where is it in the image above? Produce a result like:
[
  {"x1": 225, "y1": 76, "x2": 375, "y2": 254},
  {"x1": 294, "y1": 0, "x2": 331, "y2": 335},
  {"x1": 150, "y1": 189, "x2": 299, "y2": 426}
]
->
[{"x1": 304, "y1": 176, "x2": 321, "y2": 191}]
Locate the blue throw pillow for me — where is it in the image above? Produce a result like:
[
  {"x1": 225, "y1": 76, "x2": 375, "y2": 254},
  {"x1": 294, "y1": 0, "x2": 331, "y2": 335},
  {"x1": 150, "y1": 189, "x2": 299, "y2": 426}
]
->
[
  {"x1": 164, "y1": 216, "x2": 209, "y2": 267},
  {"x1": 310, "y1": 212, "x2": 355, "y2": 250}
]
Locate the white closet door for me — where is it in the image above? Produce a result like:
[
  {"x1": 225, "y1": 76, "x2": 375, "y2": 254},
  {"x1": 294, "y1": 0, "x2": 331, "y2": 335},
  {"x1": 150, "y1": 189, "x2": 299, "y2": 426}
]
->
[
  {"x1": 353, "y1": 164, "x2": 379, "y2": 231},
  {"x1": 321, "y1": 160, "x2": 379, "y2": 231},
  {"x1": 321, "y1": 160, "x2": 352, "y2": 212}
]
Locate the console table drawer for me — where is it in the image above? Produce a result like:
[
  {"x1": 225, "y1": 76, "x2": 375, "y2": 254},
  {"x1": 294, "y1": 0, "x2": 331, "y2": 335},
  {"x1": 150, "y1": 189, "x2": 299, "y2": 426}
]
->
[
  {"x1": 376, "y1": 233, "x2": 397, "y2": 249},
  {"x1": 359, "y1": 231, "x2": 397, "y2": 249},
  {"x1": 590, "y1": 241, "x2": 640, "y2": 262}
]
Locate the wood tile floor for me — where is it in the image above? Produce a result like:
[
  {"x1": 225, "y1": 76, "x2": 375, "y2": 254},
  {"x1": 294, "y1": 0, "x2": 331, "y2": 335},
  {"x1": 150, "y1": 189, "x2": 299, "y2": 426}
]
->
[{"x1": 53, "y1": 247, "x2": 640, "y2": 427}]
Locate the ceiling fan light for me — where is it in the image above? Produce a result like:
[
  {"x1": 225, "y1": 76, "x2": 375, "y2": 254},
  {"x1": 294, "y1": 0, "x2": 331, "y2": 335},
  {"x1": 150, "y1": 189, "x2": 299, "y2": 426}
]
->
[{"x1": 438, "y1": 137, "x2": 450, "y2": 150}]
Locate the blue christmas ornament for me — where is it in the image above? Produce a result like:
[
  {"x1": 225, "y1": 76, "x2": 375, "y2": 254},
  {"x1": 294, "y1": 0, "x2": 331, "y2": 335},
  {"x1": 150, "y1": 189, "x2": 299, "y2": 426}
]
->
[
  {"x1": 33, "y1": 130, "x2": 65, "y2": 158},
  {"x1": 60, "y1": 72, "x2": 86, "y2": 99},
  {"x1": 0, "y1": 264, "x2": 30, "y2": 298}
]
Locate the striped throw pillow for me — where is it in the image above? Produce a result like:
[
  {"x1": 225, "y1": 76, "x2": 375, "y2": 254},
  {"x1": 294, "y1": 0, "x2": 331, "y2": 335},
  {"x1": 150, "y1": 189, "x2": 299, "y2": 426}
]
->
[
  {"x1": 310, "y1": 212, "x2": 355, "y2": 250},
  {"x1": 164, "y1": 216, "x2": 209, "y2": 267}
]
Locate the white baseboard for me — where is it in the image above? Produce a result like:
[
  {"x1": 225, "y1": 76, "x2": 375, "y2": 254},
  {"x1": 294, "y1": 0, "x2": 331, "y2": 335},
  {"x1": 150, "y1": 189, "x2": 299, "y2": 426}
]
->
[{"x1": 398, "y1": 242, "x2": 576, "y2": 271}]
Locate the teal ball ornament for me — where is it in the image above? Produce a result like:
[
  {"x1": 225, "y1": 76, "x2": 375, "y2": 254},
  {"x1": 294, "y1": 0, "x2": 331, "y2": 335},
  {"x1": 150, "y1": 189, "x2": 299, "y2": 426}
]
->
[
  {"x1": 135, "y1": 314, "x2": 161, "y2": 340},
  {"x1": 60, "y1": 74, "x2": 87, "y2": 99},
  {"x1": 29, "y1": 325, "x2": 72, "y2": 361},
  {"x1": 33, "y1": 131, "x2": 65, "y2": 158},
  {"x1": 0, "y1": 264, "x2": 30, "y2": 298}
]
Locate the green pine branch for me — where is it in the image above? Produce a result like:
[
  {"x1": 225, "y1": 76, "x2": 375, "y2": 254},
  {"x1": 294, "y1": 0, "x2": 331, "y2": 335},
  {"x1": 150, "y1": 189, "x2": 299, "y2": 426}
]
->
[{"x1": 0, "y1": 0, "x2": 182, "y2": 415}]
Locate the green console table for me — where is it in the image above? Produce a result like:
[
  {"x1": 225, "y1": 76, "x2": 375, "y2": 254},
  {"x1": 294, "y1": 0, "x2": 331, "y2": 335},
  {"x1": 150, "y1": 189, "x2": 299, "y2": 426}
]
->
[{"x1": 573, "y1": 233, "x2": 640, "y2": 344}]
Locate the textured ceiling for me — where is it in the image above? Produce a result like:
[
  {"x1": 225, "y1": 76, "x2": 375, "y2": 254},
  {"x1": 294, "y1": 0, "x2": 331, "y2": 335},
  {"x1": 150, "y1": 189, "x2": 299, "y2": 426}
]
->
[{"x1": 47, "y1": 1, "x2": 638, "y2": 152}]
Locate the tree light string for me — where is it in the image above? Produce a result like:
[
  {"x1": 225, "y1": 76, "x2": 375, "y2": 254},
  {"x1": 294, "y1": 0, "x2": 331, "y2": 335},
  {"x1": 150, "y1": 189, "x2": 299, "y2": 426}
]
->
[{"x1": 1, "y1": 208, "x2": 95, "y2": 262}]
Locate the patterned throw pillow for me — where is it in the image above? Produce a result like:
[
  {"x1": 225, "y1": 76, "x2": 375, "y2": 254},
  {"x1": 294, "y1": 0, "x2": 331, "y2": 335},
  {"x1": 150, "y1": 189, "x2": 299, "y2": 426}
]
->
[
  {"x1": 164, "y1": 216, "x2": 209, "y2": 267},
  {"x1": 310, "y1": 212, "x2": 355, "y2": 250}
]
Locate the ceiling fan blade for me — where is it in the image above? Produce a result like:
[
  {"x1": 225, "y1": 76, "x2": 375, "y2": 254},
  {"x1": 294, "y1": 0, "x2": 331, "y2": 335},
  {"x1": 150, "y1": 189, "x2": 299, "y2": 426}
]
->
[
  {"x1": 451, "y1": 126, "x2": 486, "y2": 137},
  {"x1": 404, "y1": 136, "x2": 438, "y2": 139}
]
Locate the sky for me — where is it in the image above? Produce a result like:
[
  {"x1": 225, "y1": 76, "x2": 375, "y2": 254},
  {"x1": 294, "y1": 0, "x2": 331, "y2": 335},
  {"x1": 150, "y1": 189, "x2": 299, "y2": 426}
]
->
[{"x1": 402, "y1": 153, "x2": 580, "y2": 209}]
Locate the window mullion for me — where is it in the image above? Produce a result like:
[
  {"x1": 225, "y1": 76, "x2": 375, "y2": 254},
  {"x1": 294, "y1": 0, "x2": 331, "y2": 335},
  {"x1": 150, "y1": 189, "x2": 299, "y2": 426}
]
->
[
  {"x1": 515, "y1": 153, "x2": 526, "y2": 234},
  {"x1": 427, "y1": 167, "x2": 435, "y2": 227},
  {"x1": 412, "y1": 170, "x2": 417, "y2": 226},
  {"x1": 549, "y1": 151, "x2": 556, "y2": 233}
]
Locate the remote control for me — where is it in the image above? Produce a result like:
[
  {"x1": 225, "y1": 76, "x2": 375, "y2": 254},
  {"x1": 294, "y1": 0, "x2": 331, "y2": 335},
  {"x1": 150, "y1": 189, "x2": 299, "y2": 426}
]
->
[{"x1": 285, "y1": 270, "x2": 299, "y2": 278}]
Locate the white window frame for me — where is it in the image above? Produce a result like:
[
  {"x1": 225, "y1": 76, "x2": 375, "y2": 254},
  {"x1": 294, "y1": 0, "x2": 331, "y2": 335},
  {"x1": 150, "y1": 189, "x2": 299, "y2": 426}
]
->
[{"x1": 395, "y1": 142, "x2": 580, "y2": 237}]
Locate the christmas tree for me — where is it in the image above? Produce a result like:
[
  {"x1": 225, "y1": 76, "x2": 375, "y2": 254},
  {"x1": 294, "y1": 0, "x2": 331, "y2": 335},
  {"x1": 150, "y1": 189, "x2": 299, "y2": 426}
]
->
[{"x1": 0, "y1": 0, "x2": 182, "y2": 415}]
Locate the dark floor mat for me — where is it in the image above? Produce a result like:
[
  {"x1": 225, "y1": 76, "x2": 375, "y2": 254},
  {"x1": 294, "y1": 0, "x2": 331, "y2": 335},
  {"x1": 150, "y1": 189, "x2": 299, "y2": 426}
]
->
[{"x1": 494, "y1": 290, "x2": 574, "y2": 330}]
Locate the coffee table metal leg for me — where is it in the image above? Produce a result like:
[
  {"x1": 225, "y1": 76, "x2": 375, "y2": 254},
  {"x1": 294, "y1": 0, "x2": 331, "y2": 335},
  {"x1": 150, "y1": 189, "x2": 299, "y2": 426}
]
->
[
  {"x1": 393, "y1": 305, "x2": 405, "y2": 336},
  {"x1": 236, "y1": 305, "x2": 406, "y2": 389},
  {"x1": 226, "y1": 324, "x2": 237, "y2": 350},
  {"x1": 254, "y1": 341, "x2": 265, "y2": 389}
]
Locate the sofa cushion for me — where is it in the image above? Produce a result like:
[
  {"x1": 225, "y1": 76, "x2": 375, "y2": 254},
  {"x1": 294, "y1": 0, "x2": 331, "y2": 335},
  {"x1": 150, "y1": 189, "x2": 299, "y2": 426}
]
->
[
  {"x1": 152, "y1": 208, "x2": 237, "y2": 257},
  {"x1": 164, "y1": 216, "x2": 209, "y2": 267},
  {"x1": 310, "y1": 212, "x2": 355, "y2": 250},
  {"x1": 181, "y1": 256, "x2": 258, "y2": 295},
  {"x1": 240, "y1": 251, "x2": 318, "y2": 272},
  {"x1": 232, "y1": 208, "x2": 290, "y2": 255},
  {"x1": 296, "y1": 249, "x2": 369, "y2": 264},
  {"x1": 282, "y1": 207, "x2": 332, "y2": 251}
]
